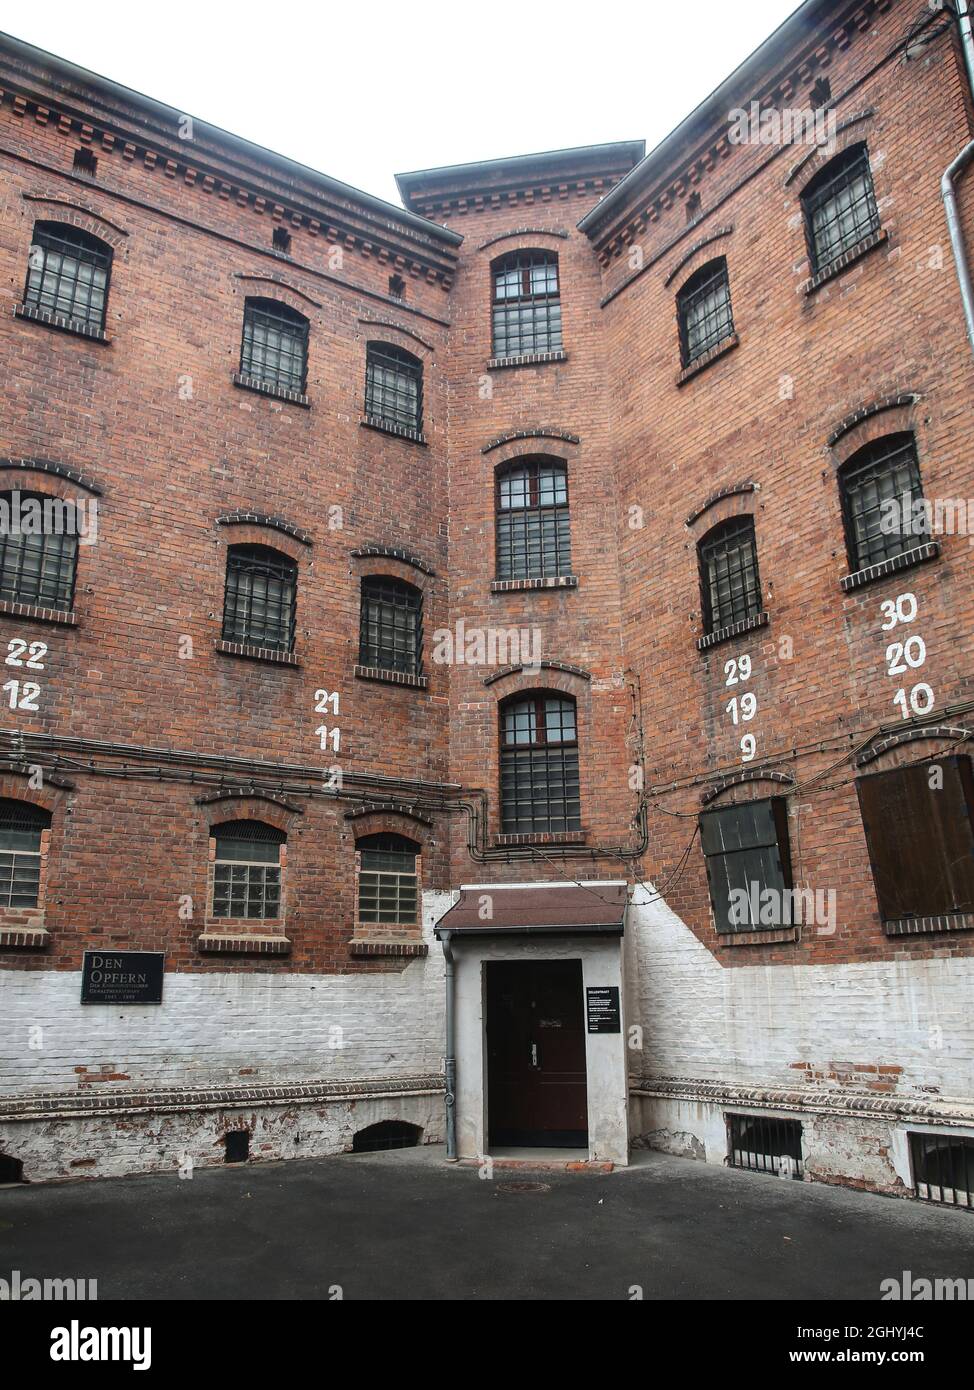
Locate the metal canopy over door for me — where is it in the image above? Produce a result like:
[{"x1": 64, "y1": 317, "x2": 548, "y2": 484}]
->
[{"x1": 485, "y1": 959, "x2": 588, "y2": 1148}]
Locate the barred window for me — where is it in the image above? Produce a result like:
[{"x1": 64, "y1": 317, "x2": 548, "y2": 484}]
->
[
  {"x1": 365, "y1": 343, "x2": 423, "y2": 433},
  {"x1": 700, "y1": 798, "x2": 793, "y2": 934},
  {"x1": 0, "y1": 799, "x2": 49, "y2": 910},
  {"x1": 357, "y1": 832, "x2": 419, "y2": 925},
  {"x1": 212, "y1": 820, "x2": 284, "y2": 921},
  {"x1": 492, "y1": 250, "x2": 562, "y2": 358},
  {"x1": 496, "y1": 458, "x2": 571, "y2": 581},
  {"x1": 500, "y1": 693, "x2": 581, "y2": 834},
  {"x1": 698, "y1": 516, "x2": 762, "y2": 635},
  {"x1": 857, "y1": 757, "x2": 974, "y2": 923},
  {"x1": 677, "y1": 258, "x2": 734, "y2": 366},
  {"x1": 0, "y1": 491, "x2": 79, "y2": 613},
  {"x1": 359, "y1": 577, "x2": 422, "y2": 676},
  {"x1": 24, "y1": 221, "x2": 112, "y2": 331},
  {"x1": 802, "y1": 144, "x2": 880, "y2": 275},
  {"x1": 240, "y1": 298, "x2": 309, "y2": 394},
  {"x1": 839, "y1": 433, "x2": 926, "y2": 573},
  {"x1": 222, "y1": 544, "x2": 297, "y2": 654}
]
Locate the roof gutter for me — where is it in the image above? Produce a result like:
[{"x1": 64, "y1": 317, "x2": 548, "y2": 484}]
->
[{"x1": 942, "y1": 0, "x2": 974, "y2": 359}]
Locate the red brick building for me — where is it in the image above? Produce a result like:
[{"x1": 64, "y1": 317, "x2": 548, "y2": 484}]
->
[{"x1": 2, "y1": 0, "x2": 974, "y2": 1199}]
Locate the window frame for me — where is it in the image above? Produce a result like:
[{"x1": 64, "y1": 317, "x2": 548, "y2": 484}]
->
[
  {"x1": 355, "y1": 832, "x2": 421, "y2": 926},
  {"x1": 801, "y1": 142, "x2": 881, "y2": 276},
  {"x1": 358, "y1": 576, "x2": 423, "y2": 676},
  {"x1": 364, "y1": 342, "x2": 424, "y2": 434},
  {"x1": 676, "y1": 256, "x2": 734, "y2": 367},
  {"x1": 221, "y1": 543, "x2": 298, "y2": 655},
  {"x1": 0, "y1": 799, "x2": 50, "y2": 911},
  {"x1": 239, "y1": 297, "x2": 310, "y2": 395},
  {"x1": 0, "y1": 490, "x2": 80, "y2": 614},
  {"x1": 211, "y1": 819, "x2": 285, "y2": 922},
  {"x1": 499, "y1": 691, "x2": 582, "y2": 834},
  {"x1": 23, "y1": 220, "x2": 112, "y2": 332},
  {"x1": 495, "y1": 457, "x2": 572, "y2": 581},
  {"x1": 699, "y1": 797, "x2": 793, "y2": 935},
  {"x1": 698, "y1": 515, "x2": 763, "y2": 636},
  {"x1": 491, "y1": 249, "x2": 563, "y2": 359},
  {"x1": 838, "y1": 432, "x2": 926, "y2": 574}
]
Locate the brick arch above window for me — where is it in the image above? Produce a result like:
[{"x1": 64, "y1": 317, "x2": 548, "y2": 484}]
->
[
  {"x1": 784, "y1": 110, "x2": 875, "y2": 188},
  {"x1": 685, "y1": 481, "x2": 757, "y2": 529},
  {"x1": 344, "y1": 808, "x2": 433, "y2": 843},
  {"x1": 486, "y1": 662, "x2": 591, "y2": 702},
  {"x1": 856, "y1": 727, "x2": 973, "y2": 770},
  {"x1": 216, "y1": 512, "x2": 312, "y2": 548},
  {"x1": 350, "y1": 550, "x2": 435, "y2": 595},
  {"x1": 356, "y1": 318, "x2": 434, "y2": 355},
  {"x1": 0, "y1": 773, "x2": 65, "y2": 818},
  {"x1": 215, "y1": 521, "x2": 307, "y2": 566},
  {"x1": 827, "y1": 396, "x2": 921, "y2": 466},
  {"x1": 22, "y1": 194, "x2": 129, "y2": 247},
  {"x1": 478, "y1": 228, "x2": 569, "y2": 254},
  {"x1": 685, "y1": 488, "x2": 758, "y2": 538},
  {"x1": 199, "y1": 796, "x2": 298, "y2": 836},
  {"x1": 482, "y1": 427, "x2": 580, "y2": 458},
  {"x1": 701, "y1": 770, "x2": 796, "y2": 806},
  {"x1": 0, "y1": 459, "x2": 101, "y2": 497},
  {"x1": 233, "y1": 273, "x2": 320, "y2": 314},
  {"x1": 663, "y1": 225, "x2": 735, "y2": 288}
]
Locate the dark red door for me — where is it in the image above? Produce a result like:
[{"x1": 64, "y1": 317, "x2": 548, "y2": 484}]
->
[{"x1": 486, "y1": 960, "x2": 588, "y2": 1147}]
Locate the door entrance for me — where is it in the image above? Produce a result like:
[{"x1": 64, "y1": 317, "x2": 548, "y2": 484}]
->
[{"x1": 485, "y1": 959, "x2": 588, "y2": 1148}]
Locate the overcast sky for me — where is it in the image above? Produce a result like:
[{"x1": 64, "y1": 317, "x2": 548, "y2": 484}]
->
[{"x1": 5, "y1": 0, "x2": 802, "y2": 207}]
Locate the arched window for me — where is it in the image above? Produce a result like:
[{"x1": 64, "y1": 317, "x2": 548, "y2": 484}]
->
[
  {"x1": 496, "y1": 458, "x2": 571, "y2": 581},
  {"x1": 838, "y1": 432, "x2": 925, "y2": 573},
  {"x1": 0, "y1": 491, "x2": 80, "y2": 613},
  {"x1": 356, "y1": 832, "x2": 420, "y2": 925},
  {"x1": 359, "y1": 576, "x2": 422, "y2": 675},
  {"x1": 698, "y1": 516, "x2": 762, "y2": 636},
  {"x1": 364, "y1": 343, "x2": 423, "y2": 433},
  {"x1": 212, "y1": 819, "x2": 285, "y2": 920},
  {"x1": 801, "y1": 143, "x2": 880, "y2": 275},
  {"x1": 499, "y1": 692, "x2": 581, "y2": 833},
  {"x1": 240, "y1": 298, "x2": 309, "y2": 393},
  {"x1": 0, "y1": 799, "x2": 50, "y2": 909},
  {"x1": 677, "y1": 257, "x2": 733, "y2": 366},
  {"x1": 222, "y1": 544, "x2": 297, "y2": 654},
  {"x1": 491, "y1": 250, "x2": 562, "y2": 358},
  {"x1": 24, "y1": 221, "x2": 112, "y2": 331}
]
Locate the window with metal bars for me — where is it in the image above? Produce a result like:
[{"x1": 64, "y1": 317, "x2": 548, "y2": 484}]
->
[
  {"x1": 0, "y1": 491, "x2": 79, "y2": 613},
  {"x1": 700, "y1": 798, "x2": 793, "y2": 934},
  {"x1": 491, "y1": 250, "x2": 562, "y2": 358},
  {"x1": 364, "y1": 343, "x2": 423, "y2": 433},
  {"x1": 802, "y1": 143, "x2": 880, "y2": 275},
  {"x1": 499, "y1": 693, "x2": 581, "y2": 834},
  {"x1": 910, "y1": 1132, "x2": 974, "y2": 1208},
  {"x1": 856, "y1": 757, "x2": 974, "y2": 923},
  {"x1": 698, "y1": 515, "x2": 762, "y2": 635},
  {"x1": 496, "y1": 458, "x2": 571, "y2": 581},
  {"x1": 212, "y1": 819, "x2": 284, "y2": 920},
  {"x1": 0, "y1": 799, "x2": 50, "y2": 910},
  {"x1": 222, "y1": 544, "x2": 297, "y2": 654},
  {"x1": 677, "y1": 257, "x2": 734, "y2": 366},
  {"x1": 356, "y1": 832, "x2": 420, "y2": 925},
  {"x1": 23, "y1": 221, "x2": 112, "y2": 331},
  {"x1": 359, "y1": 577, "x2": 422, "y2": 675},
  {"x1": 728, "y1": 1114, "x2": 804, "y2": 1178},
  {"x1": 839, "y1": 433, "x2": 926, "y2": 572},
  {"x1": 240, "y1": 298, "x2": 309, "y2": 394}
]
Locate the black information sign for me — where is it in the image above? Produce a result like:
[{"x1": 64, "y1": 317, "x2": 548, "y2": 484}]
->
[
  {"x1": 81, "y1": 951, "x2": 165, "y2": 1005},
  {"x1": 586, "y1": 985, "x2": 621, "y2": 1034}
]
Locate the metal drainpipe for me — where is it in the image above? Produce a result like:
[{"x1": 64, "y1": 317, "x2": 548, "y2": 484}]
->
[
  {"x1": 441, "y1": 930, "x2": 458, "y2": 1161},
  {"x1": 943, "y1": 0, "x2": 974, "y2": 357}
]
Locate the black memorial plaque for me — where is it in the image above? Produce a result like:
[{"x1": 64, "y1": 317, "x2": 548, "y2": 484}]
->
[
  {"x1": 585, "y1": 985, "x2": 621, "y2": 1033},
  {"x1": 81, "y1": 951, "x2": 164, "y2": 1005}
]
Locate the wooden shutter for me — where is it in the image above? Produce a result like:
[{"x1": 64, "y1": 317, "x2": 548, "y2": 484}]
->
[{"x1": 856, "y1": 756, "x2": 974, "y2": 920}]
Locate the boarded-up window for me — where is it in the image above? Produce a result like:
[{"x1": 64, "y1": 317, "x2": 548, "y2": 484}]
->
[
  {"x1": 856, "y1": 757, "x2": 974, "y2": 921},
  {"x1": 700, "y1": 798, "x2": 792, "y2": 933}
]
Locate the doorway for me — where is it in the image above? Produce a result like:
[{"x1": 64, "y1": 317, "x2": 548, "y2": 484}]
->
[{"x1": 485, "y1": 959, "x2": 588, "y2": 1148}]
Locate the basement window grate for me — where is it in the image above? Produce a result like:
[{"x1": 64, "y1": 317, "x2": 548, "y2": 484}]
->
[
  {"x1": 910, "y1": 1132, "x2": 974, "y2": 1208},
  {"x1": 352, "y1": 1121, "x2": 422, "y2": 1153},
  {"x1": 728, "y1": 1113, "x2": 803, "y2": 1178},
  {"x1": 223, "y1": 1131, "x2": 249, "y2": 1164},
  {"x1": 0, "y1": 1153, "x2": 25, "y2": 1183}
]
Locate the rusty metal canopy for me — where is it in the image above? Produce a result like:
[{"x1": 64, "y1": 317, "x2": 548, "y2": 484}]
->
[{"x1": 434, "y1": 882, "x2": 628, "y2": 937}]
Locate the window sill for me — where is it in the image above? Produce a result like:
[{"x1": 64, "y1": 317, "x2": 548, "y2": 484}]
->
[
  {"x1": 717, "y1": 926, "x2": 799, "y2": 948},
  {"x1": 0, "y1": 599, "x2": 77, "y2": 626},
  {"x1": 360, "y1": 415, "x2": 426, "y2": 445},
  {"x1": 14, "y1": 302, "x2": 110, "y2": 343},
  {"x1": 349, "y1": 939, "x2": 428, "y2": 959},
  {"x1": 354, "y1": 664, "x2": 429, "y2": 689},
  {"x1": 493, "y1": 830, "x2": 586, "y2": 848},
  {"x1": 803, "y1": 227, "x2": 888, "y2": 295},
  {"x1": 697, "y1": 610, "x2": 769, "y2": 651},
  {"x1": 215, "y1": 640, "x2": 300, "y2": 667},
  {"x1": 839, "y1": 541, "x2": 940, "y2": 593},
  {"x1": 491, "y1": 575, "x2": 579, "y2": 593},
  {"x1": 198, "y1": 932, "x2": 291, "y2": 955},
  {"x1": 884, "y1": 911, "x2": 974, "y2": 938},
  {"x1": 0, "y1": 926, "x2": 49, "y2": 950},
  {"x1": 487, "y1": 350, "x2": 568, "y2": 371},
  {"x1": 676, "y1": 332, "x2": 739, "y2": 386},
  {"x1": 232, "y1": 372, "x2": 310, "y2": 408}
]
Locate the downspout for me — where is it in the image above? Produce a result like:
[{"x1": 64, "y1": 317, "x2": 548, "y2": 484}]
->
[
  {"x1": 943, "y1": 0, "x2": 974, "y2": 357},
  {"x1": 441, "y1": 930, "x2": 458, "y2": 1161}
]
